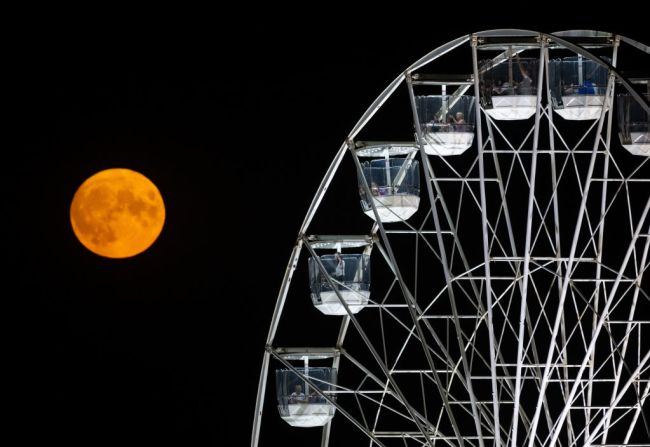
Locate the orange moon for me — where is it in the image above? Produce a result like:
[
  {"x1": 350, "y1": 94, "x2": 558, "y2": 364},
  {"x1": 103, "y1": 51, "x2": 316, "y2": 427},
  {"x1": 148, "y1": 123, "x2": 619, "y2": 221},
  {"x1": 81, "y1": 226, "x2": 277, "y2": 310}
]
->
[{"x1": 70, "y1": 168, "x2": 165, "y2": 258}]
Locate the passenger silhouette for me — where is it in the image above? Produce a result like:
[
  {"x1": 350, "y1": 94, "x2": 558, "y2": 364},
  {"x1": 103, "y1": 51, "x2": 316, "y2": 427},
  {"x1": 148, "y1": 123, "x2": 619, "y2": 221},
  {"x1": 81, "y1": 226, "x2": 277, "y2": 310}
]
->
[
  {"x1": 289, "y1": 384, "x2": 307, "y2": 404},
  {"x1": 334, "y1": 253, "x2": 345, "y2": 280},
  {"x1": 516, "y1": 55, "x2": 534, "y2": 95}
]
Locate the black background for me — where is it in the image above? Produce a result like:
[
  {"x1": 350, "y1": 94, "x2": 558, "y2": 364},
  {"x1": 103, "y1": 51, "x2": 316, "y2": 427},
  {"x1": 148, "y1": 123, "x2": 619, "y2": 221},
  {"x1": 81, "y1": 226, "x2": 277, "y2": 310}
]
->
[{"x1": 9, "y1": 13, "x2": 649, "y2": 446}]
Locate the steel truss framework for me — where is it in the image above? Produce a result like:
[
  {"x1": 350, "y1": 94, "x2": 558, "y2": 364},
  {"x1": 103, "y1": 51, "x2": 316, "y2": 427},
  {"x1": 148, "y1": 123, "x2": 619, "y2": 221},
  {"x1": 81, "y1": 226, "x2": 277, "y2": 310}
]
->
[{"x1": 251, "y1": 30, "x2": 650, "y2": 447}]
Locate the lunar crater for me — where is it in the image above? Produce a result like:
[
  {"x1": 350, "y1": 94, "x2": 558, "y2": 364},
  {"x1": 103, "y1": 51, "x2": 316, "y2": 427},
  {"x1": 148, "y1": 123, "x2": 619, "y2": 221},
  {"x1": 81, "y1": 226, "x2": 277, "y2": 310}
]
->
[{"x1": 70, "y1": 169, "x2": 165, "y2": 258}]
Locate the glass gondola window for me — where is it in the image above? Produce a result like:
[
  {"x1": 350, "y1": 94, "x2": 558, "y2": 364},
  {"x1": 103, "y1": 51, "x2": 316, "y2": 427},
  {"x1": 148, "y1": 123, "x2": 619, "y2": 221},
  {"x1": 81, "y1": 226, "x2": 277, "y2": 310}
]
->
[
  {"x1": 275, "y1": 367, "x2": 337, "y2": 427},
  {"x1": 415, "y1": 95, "x2": 476, "y2": 156},
  {"x1": 358, "y1": 157, "x2": 420, "y2": 222},
  {"x1": 549, "y1": 55, "x2": 610, "y2": 120},
  {"x1": 479, "y1": 55, "x2": 540, "y2": 120},
  {"x1": 308, "y1": 253, "x2": 371, "y2": 315},
  {"x1": 617, "y1": 93, "x2": 650, "y2": 156}
]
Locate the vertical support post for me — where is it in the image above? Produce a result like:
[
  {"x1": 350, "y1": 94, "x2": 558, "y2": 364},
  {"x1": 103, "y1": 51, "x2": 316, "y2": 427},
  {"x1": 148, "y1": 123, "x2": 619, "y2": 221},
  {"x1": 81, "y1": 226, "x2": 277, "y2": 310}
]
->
[
  {"x1": 471, "y1": 34, "x2": 502, "y2": 447},
  {"x1": 508, "y1": 46, "x2": 514, "y2": 85},
  {"x1": 544, "y1": 44, "x2": 577, "y2": 445},
  {"x1": 578, "y1": 54, "x2": 583, "y2": 86},
  {"x1": 384, "y1": 152, "x2": 392, "y2": 192},
  {"x1": 304, "y1": 357, "x2": 310, "y2": 395},
  {"x1": 442, "y1": 84, "x2": 448, "y2": 121},
  {"x1": 591, "y1": 35, "x2": 619, "y2": 444},
  {"x1": 510, "y1": 36, "x2": 546, "y2": 447}
]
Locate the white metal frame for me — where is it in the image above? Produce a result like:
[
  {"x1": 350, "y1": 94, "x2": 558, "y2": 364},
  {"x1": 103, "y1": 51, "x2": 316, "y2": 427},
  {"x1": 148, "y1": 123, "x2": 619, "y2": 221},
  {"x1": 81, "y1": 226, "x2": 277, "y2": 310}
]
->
[{"x1": 251, "y1": 29, "x2": 650, "y2": 447}]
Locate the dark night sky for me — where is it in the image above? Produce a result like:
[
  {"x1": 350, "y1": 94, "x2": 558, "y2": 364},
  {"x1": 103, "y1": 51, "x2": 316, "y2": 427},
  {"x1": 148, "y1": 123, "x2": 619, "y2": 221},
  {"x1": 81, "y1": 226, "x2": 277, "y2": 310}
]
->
[{"x1": 9, "y1": 15, "x2": 649, "y2": 446}]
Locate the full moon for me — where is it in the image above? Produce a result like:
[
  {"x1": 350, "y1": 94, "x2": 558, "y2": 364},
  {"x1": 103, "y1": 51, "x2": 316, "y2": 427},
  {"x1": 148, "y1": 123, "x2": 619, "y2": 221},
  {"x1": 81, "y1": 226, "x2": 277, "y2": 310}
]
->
[{"x1": 70, "y1": 168, "x2": 165, "y2": 258}]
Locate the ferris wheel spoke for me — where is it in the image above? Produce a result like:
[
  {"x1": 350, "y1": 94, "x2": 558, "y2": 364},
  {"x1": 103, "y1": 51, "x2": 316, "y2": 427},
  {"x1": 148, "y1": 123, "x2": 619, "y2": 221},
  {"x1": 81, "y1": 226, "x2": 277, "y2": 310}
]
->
[
  {"x1": 601, "y1": 228, "x2": 650, "y2": 442},
  {"x1": 525, "y1": 70, "x2": 618, "y2": 447},
  {"x1": 584, "y1": 355, "x2": 650, "y2": 446},
  {"x1": 624, "y1": 380, "x2": 650, "y2": 444},
  {"x1": 509, "y1": 45, "x2": 550, "y2": 444},
  {"x1": 545, "y1": 198, "x2": 650, "y2": 447},
  {"x1": 305, "y1": 241, "x2": 443, "y2": 447},
  {"x1": 357, "y1": 148, "x2": 476, "y2": 445},
  {"x1": 409, "y1": 83, "x2": 491, "y2": 447}
]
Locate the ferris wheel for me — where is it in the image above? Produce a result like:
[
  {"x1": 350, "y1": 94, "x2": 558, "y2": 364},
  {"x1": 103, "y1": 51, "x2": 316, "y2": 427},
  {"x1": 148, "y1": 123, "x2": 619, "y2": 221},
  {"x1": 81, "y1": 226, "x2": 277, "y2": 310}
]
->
[{"x1": 251, "y1": 29, "x2": 650, "y2": 447}]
